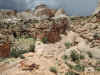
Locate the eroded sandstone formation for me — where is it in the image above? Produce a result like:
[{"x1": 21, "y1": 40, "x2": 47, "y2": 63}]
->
[
  {"x1": 0, "y1": 42, "x2": 10, "y2": 57},
  {"x1": 0, "y1": 4, "x2": 70, "y2": 57}
]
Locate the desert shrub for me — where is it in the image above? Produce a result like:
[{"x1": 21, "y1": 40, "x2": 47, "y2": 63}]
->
[
  {"x1": 19, "y1": 55, "x2": 25, "y2": 59},
  {"x1": 65, "y1": 62, "x2": 74, "y2": 69},
  {"x1": 62, "y1": 55, "x2": 68, "y2": 60},
  {"x1": 95, "y1": 66, "x2": 100, "y2": 71},
  {"x1": 65, "y1": 71, "x2": 79, "y2": 75},
  {"x1": 87, "y1": 51, "x2": 93, "y2": 58},
  {"x1": 65, "y1": 42, "x2": 71, "y2": 49},
  {"x1": 10, "y1": 38, "x2": 36, "y2": 59},
  {"x1": 95, "y1": 61, "x2": 100, "y2": 71},
  {"x1": 0, "y1": 58, "x2": 6, "y2": 62},
  {"x1": 73, "y1": 64, "x2": 85, "y2": 72},
  {"x1": 93, "y1": 33, "x2": 100, "y2": 40},
  {"x1": 41, "y1": 37, "x2": 48, "y2": 44},
  {"x1": 96, "y1": 61, "x2": 100, "y2": 65},
  {"x1": 80, "y1": 55, "x2": 85, "y2": 60},
  {"x1": 10, "y1": 48, "x2": 28, "y2": 58},
  {"x1": 29, "y1": 45, "x2": 35, "y2": 52},
  {"x1": 0, "y1": 58, "x2": 9, "y2": 63},
  {"x1": 70, "y1": 50, "x2": 80, "y2": 62},
  {"x1": 49, "y1": 66, "x2": 57, "y2": 73}
]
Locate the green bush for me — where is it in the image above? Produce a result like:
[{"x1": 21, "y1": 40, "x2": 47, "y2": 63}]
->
[
  {"x1": 87, "y1": 51, "x2": 93, "y2": 58},
  {"x1": 65, "y1": 71, "x2": 79, "y2": 75},
  {"x1": 62, "y1": 55, "x2": 68, "y2": 60},
  {"x1": 41, "y1": 37, "x2": 48, "y2": 44},
  {"x1": 49, "y1": 66, "x2": 57, "y2": 73},
  {"x1": 65, "y1": 62, "x2": 74, "y2": 69},
  {"x1": 80, "y1": 55, "x2": 85, "y2": 60},
  {"x1": 19, "y1": 55, "x2": 25, "y2": 59},
  {"x1": 29, "y1": 45, "x2": 35, "y2": 52},
  {"x1": 65, "y1": 42, "x2": 71, "y2": 49},
  {"x1": 73, "y1": 64, "x2": 85, "y2": 72},
  {"x1": 70, "y1": 50, "x2": 80, "y2": 62},
  {"x1": 10, "y1": 48, "x2": 28, "y2": 58},
  {"x1": 0, "y1": 58, "x2": 7, "y2": 62},
  {"x1": 93, "y1": 33, "x2": 100, "y2": 40}
]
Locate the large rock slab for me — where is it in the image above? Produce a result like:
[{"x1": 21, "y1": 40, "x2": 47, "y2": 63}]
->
[{"x1": 0, "y1": 42, "x2": 10, "y2": 57}]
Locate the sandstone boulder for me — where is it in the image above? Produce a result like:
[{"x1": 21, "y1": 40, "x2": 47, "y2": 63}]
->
[
  {"x1": 34, "y1": 4, "x2": 54, "y2": 17},
  {"x1": 55, "y1": 8, "x2": 67, "y2": 17}
]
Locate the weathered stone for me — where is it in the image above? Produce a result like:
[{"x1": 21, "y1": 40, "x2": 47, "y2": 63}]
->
[
  {"x1": 47, "y1": 30, "x2": 60, "y2": 43},
  {"x1": 0, "y1": 42, "x2": 10, "y2": 57},
  {"x1": 36, "y1": 32, "x2": 47, "y2": 40},
  {"x1": 55, "y1": 8, "x2": 67, "y2": 17},
  {"x1": 56, "y1": 17, "x2": 69, "y2": 33},
  {"x1": 34, "y1": 4, "x2": 54, "y2": 17}
]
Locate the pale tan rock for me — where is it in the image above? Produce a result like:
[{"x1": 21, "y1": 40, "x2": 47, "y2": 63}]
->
[
  {"x1": 34, "y1": 5, "x2": 54, "y2": 17},
  {"x1": 66, "y1": 31, "x2": 79, "y2": 44},
  {"x1": 85, "y1": 67, "x2": 95, "y2": 72},
  {"x1": 55, "y1": 8, "x2": 67, "y2": 17},
  {"x1": 23, "y1": 52, "x2": 34, "y2": 57},
  {"x1": 35, "y1": 40, "x2": 45, "y2": 56}
]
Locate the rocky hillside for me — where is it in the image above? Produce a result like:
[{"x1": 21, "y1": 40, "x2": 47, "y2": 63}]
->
[{"x1": 0, "y1": 4, "x2": 100, "y2": 75}]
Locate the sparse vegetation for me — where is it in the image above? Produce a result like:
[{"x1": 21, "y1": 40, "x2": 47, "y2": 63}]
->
[
  {"x1": 65, "y1": 71, "x2": 79, "y2": 75},
  {"x1": 65, "y1": 61, "x2": 85, "y2": 72},
  {"x1": 93, "y1": 33, "x2": 100, "y2": 40},
  {"x1": 0, "y1": 58, "x2": 7, "y2": 62},
  {"x1": 80, "y1": 55, "x2": 85, "y2": 60},
  {"x1": 65, "y1": 42, "x2": 71, "y2": 49},
  {"x1": 41, "y1": 37, "x2": 48, "y2": 44},
  {"x1": 62, "y1": 55, "x2": 68, "y2": 60},
  {"x1": 10, "y1": 48, "x2": 28, "y2": 58},
  {"x1": 73, "y1": 64, "x2": 85, "y2": 72},
  {"x1": 87, "y1": 51, "x2": 93, "y2": 58},
  {"x1": 95, "y1": 66, "x2": 100, "y2": 71},
  {"x1": 10, "y1": 38, "x2": 36, "y2": 59},
  {"x1": 49, "y1": 66, "x2": 57, "y2": 74},
  {"x1": 19, "y1": 55, "x2": 25, "y2": 59},
  {"x1": 70, "y1": 50, "x2": 80, "y2": 62},
  {"x1": 65, "y1": 62, "x2": 74, "y2": 69},
  {"x1": 29, "y1": 45, "x2": 35, "y2": 52}
]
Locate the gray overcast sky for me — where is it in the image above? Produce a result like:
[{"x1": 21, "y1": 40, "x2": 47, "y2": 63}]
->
[
  {"x1": 0, "y1": 0, "x2": 98, "y2": 16},
  {"x1": 0, "y1": 0, "x2": 33, "y2": 11}
]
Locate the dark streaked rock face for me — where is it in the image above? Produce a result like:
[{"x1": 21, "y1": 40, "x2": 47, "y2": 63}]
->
[{"x1": 0, "y1": 42, "x2": 10, "y2": 57}]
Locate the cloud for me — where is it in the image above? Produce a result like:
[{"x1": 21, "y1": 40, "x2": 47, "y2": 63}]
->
[
  {"x1": 0, "y1": 0, "x2": 98, "y2": 16},
  {"x1": 0, "y1": 0, "x2": 33, "y2": 11}
]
